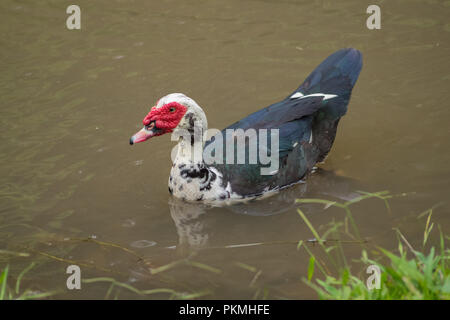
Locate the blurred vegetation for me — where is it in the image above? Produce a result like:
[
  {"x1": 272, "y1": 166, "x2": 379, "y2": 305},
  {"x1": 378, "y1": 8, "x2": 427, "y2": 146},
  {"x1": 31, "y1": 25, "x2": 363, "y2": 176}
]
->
[
  {"x1": 296, "y1": 192, "x2": 450, "y2": 300},
  {"x1": 0, "y1": 263, "x2": 59, "y2": 300}
]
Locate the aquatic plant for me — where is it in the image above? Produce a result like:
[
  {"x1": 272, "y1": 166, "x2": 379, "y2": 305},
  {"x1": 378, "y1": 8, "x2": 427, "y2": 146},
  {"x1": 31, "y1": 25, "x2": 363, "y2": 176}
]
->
[
  {"x1": 296, "y1": 193, "x2": 450, "y2": 300},
  {"x1": 0, "y1": 263, "x2": 59, "y2": 300}
]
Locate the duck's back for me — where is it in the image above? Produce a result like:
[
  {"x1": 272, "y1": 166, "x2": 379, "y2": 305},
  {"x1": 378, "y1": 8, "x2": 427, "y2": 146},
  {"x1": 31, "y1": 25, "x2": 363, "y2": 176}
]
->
[{"x1": 204, "y1": 48, "x2": 363, "y2": 198}]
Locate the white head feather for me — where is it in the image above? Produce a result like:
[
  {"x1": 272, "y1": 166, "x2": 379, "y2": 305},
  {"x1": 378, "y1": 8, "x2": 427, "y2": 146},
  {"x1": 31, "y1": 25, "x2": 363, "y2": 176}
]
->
[{"x1": 156, "y1": 93, "x2": 208, "y2": 134}]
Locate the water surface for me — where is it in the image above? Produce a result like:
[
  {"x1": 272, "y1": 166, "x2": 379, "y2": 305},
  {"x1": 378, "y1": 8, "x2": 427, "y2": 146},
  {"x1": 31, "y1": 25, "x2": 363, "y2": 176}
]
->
[{"x1": 0, "y1": 0, "x2": 449, "y2": 299}]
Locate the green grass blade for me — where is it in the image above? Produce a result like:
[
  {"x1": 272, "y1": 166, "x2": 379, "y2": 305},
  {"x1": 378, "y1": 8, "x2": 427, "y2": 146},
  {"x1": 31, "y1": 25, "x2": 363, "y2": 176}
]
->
[
  {"x1": 82, "y1": 277, "x2": 142, "y2": 295},
  {"x1": 297, "y1": 208, "x2": 322, "y2": 243},
  {"x1": 15, "y1": 262, "x2": 36, "y2": 295},
  {"x1": 0, "y1": 265, "x2": 9, "y2": 300},
  {"x1": 423, "y1": 210, "x2": 434, "y2": 247},
  {"x1": 186, "y1": 260, "x2": 222, "y2": 274},
  {"x1": 150, "y1": 260, "x2": 183, "y2": 275},
  {"x1": 307, "y1": 256, "x2": 315, "y2": 281}
]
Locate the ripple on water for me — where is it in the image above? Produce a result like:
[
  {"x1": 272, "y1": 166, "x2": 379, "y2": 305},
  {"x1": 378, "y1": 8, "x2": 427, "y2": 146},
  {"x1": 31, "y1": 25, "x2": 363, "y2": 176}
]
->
[
  {"x1": 130, "y1": 240, "x2": 157, "y2": 248},
  {"x1": 121, "y1": 219, "x2": 136, "y2": 228},
  {"x1": 133, "y1": 160, "x2": 144, "y2": 166}
]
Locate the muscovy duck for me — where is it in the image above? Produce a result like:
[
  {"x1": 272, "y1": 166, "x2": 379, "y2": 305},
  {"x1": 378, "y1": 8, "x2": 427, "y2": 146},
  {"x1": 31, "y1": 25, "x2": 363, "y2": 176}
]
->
[{"x1": 130, "y1": 48, "x2": 362, "y2": 203}]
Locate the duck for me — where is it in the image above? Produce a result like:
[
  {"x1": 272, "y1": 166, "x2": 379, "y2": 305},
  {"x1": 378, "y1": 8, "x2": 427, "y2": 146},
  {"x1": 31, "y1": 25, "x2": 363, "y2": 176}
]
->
[{"x1": 130, "y1": 48, "x2": 362, "y2": 204}]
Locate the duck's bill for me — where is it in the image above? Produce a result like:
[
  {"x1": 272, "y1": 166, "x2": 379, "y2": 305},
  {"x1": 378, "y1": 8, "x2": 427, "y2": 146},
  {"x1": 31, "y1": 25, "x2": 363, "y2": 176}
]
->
[
  {"x1": 130, "y1": 127, "x2": 153, "y2": 145},
  {"x1": 130, "y1": 124, "x2": 164, "y2": 145}
]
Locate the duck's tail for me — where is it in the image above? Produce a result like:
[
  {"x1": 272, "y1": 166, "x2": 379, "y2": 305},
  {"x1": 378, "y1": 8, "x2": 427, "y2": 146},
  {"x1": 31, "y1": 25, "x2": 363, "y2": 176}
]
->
[
  {"x1": 293, "y1": 48, "x2": 363, "y2": 117},
  {"x1": 293, "y1": 48, "x2": 363, "y2": 162}
]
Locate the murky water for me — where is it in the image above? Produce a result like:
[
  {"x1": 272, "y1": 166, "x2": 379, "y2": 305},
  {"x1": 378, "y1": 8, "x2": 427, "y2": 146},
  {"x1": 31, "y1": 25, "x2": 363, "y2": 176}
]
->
[{"x1": 1, "y1": 0, "x2": 449, "y2": 299}]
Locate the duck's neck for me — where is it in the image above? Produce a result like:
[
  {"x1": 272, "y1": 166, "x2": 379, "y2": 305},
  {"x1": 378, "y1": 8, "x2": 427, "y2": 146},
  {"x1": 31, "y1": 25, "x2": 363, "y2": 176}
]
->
[
  {"x1": 173, "y1": 130, "x2": 205, "y2": 168},
  {"x1": 169, "y1": 127, "x2": 225, "y2": 201}
]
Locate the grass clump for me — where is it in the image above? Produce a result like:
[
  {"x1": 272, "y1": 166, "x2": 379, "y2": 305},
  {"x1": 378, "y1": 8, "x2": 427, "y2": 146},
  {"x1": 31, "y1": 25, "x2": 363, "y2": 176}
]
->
[
  {"x1": 0, "y1": 263, "x2": 59, "y2": 300},
  {"x1": 296, "y1": 191, "x2": 450, "y2": 300},
  {"x1": 305, "y1": 245, "x2": 450, "y2": 300}
]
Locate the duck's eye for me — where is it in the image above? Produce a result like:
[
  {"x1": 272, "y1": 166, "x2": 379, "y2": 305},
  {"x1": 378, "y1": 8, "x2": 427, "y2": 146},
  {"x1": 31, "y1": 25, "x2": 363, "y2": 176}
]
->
[
  {"x1": 146, "y1": 122, "x2": 155, "y2": 130},
  {"x1": 169, "y1": 107, "x2": 176, "y2": 113}
]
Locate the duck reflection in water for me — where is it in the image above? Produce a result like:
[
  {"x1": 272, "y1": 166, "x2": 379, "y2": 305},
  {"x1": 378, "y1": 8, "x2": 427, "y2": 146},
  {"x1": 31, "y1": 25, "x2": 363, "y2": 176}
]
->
[{"x1": 168, "y1": 168, "x2": 363, "y2": 251}]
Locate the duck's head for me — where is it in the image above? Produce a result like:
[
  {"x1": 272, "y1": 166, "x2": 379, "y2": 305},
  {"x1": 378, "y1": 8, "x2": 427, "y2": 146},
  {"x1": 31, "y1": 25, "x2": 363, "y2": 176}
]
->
[{"x1": 129, "y1": 93, "x2": 207, "y2": 145}]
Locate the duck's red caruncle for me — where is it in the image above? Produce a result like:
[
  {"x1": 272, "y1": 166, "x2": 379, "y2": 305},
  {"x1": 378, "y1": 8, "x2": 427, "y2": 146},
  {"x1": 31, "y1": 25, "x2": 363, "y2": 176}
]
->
[{"x1": 143, "y1": 102, "x2": 187, "y2": 132}]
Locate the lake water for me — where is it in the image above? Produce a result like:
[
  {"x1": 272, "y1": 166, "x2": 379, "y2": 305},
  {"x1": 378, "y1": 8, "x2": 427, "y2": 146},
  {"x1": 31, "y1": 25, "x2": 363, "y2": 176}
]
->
[{"x1": 0, "y1": 0, "x2": 449, "y2": 299}]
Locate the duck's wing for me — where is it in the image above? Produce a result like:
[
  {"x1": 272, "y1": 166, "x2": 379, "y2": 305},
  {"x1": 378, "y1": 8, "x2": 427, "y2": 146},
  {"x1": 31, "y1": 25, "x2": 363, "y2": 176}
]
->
[
  {"x1": 224, "y1": 95, "x2": 324, "y2": 131},
  {"x1": 203, "y1": 48, "x2": 362, "y2": 197},
  {"x1": 203, "y1": 99, "x2": 323, "y2": 197}
]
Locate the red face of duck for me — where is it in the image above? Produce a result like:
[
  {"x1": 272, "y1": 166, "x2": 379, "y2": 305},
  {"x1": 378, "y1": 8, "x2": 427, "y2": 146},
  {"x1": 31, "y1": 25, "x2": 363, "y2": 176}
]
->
[{"x1": 130, "y1": 101, "x2": 188, "y2": 145}]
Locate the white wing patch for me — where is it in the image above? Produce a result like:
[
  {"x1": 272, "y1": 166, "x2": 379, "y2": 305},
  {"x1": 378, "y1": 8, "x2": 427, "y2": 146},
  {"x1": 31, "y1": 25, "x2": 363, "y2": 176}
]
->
[
  {"x1": 290, "y1": 92, "x2": 304, "y2": 99},
  {"x1": 290, "y1": 92, "x2": 337, "y2": 101}
]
